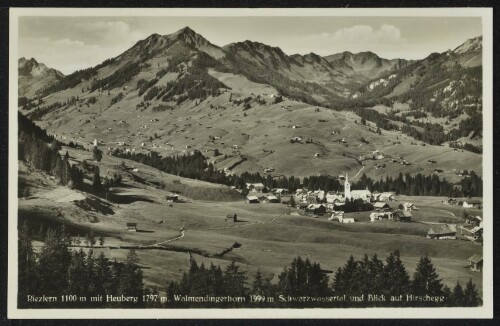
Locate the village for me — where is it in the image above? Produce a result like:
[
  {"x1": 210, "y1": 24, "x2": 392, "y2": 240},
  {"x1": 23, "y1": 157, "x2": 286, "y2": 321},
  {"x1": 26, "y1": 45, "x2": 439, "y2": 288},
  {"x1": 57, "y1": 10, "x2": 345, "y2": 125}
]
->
[{"x1": 242, "y1": 175, "x2": 483, "y2": 252}]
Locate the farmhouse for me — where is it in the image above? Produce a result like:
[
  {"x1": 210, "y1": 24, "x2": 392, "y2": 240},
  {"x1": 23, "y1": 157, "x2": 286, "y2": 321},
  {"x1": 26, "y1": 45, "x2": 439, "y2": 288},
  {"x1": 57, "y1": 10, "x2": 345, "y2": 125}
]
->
[
  {"x1": 226, "y1": 213, "x2": 238, "y2": 222},
  {"x1": 467, "y1": 254, "x2": 483, "y2": 272},
  {"x1": 326, "y1": 192, "x2": 343, "y2": 203},
  {"x1": 125, "y1": 223, "x2": 137, "y2": 232},
  {"x1": 329, "y1": 211, "x2": 344, "y2": 221},
  {"x1": 462, "y1": 199, "x2": 482, "y2": 209},
  {"x1": 166, "y1": 193, "x2": 179, "y2": 202},
  {"x1": 349, "y1": 189, "x2": 372, "y2": 202},
  {"x1": 445, "y1": 198, "x2": 458, "y2": 205},
  {"x1": 246, "y1": 183, "x2": 267, "y2": 192},
  {"x1": 306, "y1": 204, "x2": 327, "y2": 215},
  {"x1": 264, "y1": 194, "x2": 280, "y2": 203},
  {"x1": 403, "y1": 202, "x2": 418, "y2": 211},
  {"x1": 246, "y1": 196, "x2": 259, "y2": 204},
  {"x1": 465, "y1": 215, "x2": 483, "y2": 227},
  {"x1": 427, "y1": 224, "x2": 457, "y2": 240},
  {"x1": 373, "y1": 202, "x2": 391, "y2": 211},
  {"x1": 394, "y1": 210, "x2": 412, "y2": 222},
  {"x1": 379, "y1": 192, "x2": 396, "y2": 202},
  {"x1": 273, "y1": 188, "x2": 289, "y2": 196},
  {"x1": 339, "y1": 215, "x2": 355, "y2": 223}
]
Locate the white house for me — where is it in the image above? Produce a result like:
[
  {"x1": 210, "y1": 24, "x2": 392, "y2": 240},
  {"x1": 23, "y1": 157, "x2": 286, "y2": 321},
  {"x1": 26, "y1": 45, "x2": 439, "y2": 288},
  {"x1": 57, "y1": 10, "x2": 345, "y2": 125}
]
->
[
  {"x1": 403, "y1": 202, "x2": 418, "y2": 211},
  {"x1": 339, "y1": 215, "x2": 355, "y2": 223},
  {"x1": 379, "y1": 192, "x2": 396, "y2": 201},
  {"x1": 463, "y1": 199, "x2": 482, "y2": 209},
  {"x1": 326, "y1": 192, "x2": 343, "y2": 203},
  {"x1": 350, "y1": 190, "x2": 372, "y2": 202}
]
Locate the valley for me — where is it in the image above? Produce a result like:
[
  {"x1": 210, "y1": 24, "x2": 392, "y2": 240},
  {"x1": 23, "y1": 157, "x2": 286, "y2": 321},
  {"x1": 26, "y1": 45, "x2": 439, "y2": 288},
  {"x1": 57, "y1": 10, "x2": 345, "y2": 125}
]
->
[{"x1": 16, "y1": 25, "x2": 485, "y2": 306}]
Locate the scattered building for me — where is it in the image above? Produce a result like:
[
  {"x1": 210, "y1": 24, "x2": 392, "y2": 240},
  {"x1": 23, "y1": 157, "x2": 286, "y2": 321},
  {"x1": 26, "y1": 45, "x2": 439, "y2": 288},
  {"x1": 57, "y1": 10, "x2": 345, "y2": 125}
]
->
[
  {"x1": 339, "y1": 215, "x2": 355, "y2": 223},
  {"x1": 403, "y1": 202, "x2": 418, "y2": 211},
  {"x1": 306, "y1": 204, "x2": 327, "y2": 215},
  {"x1": 394, "y1": 210, "x2": 412, "y2": 222},
  {"x1": 463, "y1": 199, "x2": 482, "y2": 209},
  {"x1": 274, "y1": 188, "x2": 289, "y2": 196},
  {"x1": 265, "y1": 194, "x2": 280, "y2": 203},
  {"x1": 246, "y1": 183, "x2": 267, "y2": 193},
  {"x1": 349, "y1": 190, "x2": 372, "y2": 202},
  {"x1": 246, "y1": 196, "x2": 259, "y2": 204},
  {"x1": 125, "y1": 223, "x2": 137, "y2": 232},
  {"x1": 166, "y1": 193, "x2": 179, "y2": 202},
  {"x1": 379, "y1": 192, "x2": 396, "y2": 202},
  {"x1": 427, "y1": 224, "x2": 457, "y2": 240},
  {"x1": 373, "y1": 202, "x2": 391, "y2": 211},
  {"x1": 467, "y1": 254, "x2": 483, "y2": 272},
  {"x1": 226, "y1": 213, "x2": 238, "y2": 222},
  {"x1": 465, "y1": 215, "x2": 483, "y2": 227}
]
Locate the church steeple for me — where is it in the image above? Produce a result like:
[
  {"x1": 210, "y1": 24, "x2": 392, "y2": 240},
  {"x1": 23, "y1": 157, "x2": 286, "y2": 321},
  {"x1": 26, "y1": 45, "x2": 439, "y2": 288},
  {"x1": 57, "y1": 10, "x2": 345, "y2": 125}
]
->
[{"x1": 344, "y1": 173, "x2": 351, "y2": 199}]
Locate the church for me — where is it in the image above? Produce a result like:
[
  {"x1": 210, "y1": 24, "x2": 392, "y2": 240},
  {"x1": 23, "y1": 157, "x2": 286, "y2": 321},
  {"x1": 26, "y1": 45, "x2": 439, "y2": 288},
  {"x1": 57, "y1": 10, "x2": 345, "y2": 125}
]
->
[{"x1": 344, "y1": 174, "x2": 372, "y2": 202}]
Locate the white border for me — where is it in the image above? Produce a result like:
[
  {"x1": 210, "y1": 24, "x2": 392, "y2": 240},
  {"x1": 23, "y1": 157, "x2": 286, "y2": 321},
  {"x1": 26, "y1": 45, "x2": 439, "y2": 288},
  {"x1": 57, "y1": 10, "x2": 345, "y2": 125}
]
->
[{"x1": 8, "y1": 7, "x2": 494, "y2": 319}]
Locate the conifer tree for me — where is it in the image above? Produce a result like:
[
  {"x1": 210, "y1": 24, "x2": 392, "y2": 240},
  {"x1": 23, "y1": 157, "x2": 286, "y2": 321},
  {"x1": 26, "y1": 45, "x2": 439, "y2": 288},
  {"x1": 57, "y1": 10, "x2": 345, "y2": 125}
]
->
[
  {"x1": 451, "y1": 281, "x2": 465, "y2": 306},
  {"x1": 463, "y1": 278, "x2": 480, "y2": 306},
  {"x1": 223, "y1": 261, "x2": 246, "y2": 297},
  {"x1": 382, "y1": 250, "x2": 410, "y2": 297},
  {"x1": 92, "y1": 166, "x2": 102, "y2": 193},
  {"x1": 37, "y1": 226, "x2": 72, "y2": 297},
  {"x1": 411, "y1": 256, "x2": 444, "y2": 302}
]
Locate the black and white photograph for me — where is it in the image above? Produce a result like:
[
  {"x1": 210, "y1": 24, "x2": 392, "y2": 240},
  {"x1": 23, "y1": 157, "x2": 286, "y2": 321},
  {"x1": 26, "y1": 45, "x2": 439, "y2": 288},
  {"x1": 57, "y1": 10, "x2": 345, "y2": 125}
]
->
[{"x1": 8, "y1": 7, "x2": 493, "y2": 319}]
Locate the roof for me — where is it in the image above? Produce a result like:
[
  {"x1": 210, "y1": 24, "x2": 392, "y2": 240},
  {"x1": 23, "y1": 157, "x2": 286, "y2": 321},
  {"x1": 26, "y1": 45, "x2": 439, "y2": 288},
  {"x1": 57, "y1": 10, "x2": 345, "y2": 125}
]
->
[
  {"x1": 307, "y1": 204, "x2": 326, "y2": 209},
  {"x1": 396, "y1": 211, "x2": 412, "y2": 218},
  {"x1": 380, "y1": 192, "x2": 395, "y2": 196},
  {"x1": 467, "y1": 253, "x2": 483, "y2": 264},
  {"x1": 464, "y1": 199, "x2": 482, "y2": 204},
  {"x1": 351, "y1": 190, "x2": 372, "y2": 196},
  {"x1": 246, "y1": 196, "x2": 259, "y2": 201},
  {"x1": 373, "y1": 202, "x2": 390, "y2": 208},
  {"x1": 428, "y1": 224, "x2": 457, "y2": 235},
  {"x1": 266, "y1": 195, "x2": 278, "y2": 200}
]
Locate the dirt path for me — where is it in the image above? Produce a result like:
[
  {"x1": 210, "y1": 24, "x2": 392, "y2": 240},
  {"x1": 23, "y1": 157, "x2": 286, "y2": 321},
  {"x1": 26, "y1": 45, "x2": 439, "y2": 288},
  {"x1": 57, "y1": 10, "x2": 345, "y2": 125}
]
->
[
  {"x1": 439, "y1": 209, "x2": 457, "y2": 217},
  {"x1": 153, "y1": 229, "x2": 185, "y2": 246},
  {"x1": 351, "y1": 165, "x2": 365, "y2": 180}
]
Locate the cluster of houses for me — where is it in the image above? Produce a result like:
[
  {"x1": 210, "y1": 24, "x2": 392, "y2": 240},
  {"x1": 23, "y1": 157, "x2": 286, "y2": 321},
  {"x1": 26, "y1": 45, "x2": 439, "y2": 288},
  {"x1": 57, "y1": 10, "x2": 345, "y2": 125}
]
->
[{"x1": 443, "y1": 198, "x2": 482, "y2": 209}]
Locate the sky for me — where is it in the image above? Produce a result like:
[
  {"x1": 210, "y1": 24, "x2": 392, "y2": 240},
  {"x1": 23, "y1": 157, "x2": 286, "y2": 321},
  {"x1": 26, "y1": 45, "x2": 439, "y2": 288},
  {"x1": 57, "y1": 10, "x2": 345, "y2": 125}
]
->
[{"x1": 18, "y1": 16, "x2": 482, "y2": 75}]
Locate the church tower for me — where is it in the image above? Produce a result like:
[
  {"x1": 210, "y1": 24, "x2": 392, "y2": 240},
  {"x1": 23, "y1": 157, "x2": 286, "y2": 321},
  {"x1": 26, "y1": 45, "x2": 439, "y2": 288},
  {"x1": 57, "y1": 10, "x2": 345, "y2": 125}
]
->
[{"x1": 344, "y1": 173, "x2": 351, "y2": 199}]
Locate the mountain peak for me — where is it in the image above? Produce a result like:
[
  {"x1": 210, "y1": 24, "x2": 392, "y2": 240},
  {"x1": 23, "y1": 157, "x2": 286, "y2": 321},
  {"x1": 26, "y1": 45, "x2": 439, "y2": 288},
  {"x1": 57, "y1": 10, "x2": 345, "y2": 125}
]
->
[
  {"x1": 173, "y1": 26, "x2": 197, "y2": 37},
  {"x1": 453, "y1": 35, "x2": 482, "y2": 54}
]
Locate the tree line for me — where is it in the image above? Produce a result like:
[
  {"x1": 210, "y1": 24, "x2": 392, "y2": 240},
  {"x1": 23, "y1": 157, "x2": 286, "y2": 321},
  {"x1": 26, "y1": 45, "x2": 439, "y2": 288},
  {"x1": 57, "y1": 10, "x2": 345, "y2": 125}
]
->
[
  {"x1": 352, "y1": 172, "x2": 482, "y2": 198},
  {"x1": 19, "y1": 224, "x2": 480, "y2": 308},
  {"x1": 19, "y1": 113, "x2": 84, "y2": 191}
]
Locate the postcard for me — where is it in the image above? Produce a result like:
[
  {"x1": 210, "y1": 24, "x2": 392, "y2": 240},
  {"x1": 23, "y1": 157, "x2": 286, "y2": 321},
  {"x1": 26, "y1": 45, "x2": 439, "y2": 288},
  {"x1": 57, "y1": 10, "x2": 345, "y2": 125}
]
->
[{"x1": 8, "y1": 7, "x2": 493, "y2": 319}]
